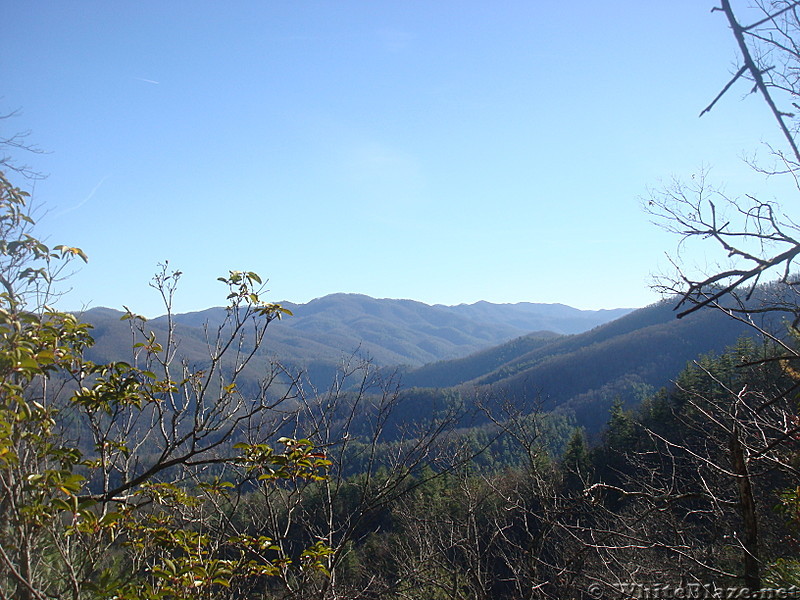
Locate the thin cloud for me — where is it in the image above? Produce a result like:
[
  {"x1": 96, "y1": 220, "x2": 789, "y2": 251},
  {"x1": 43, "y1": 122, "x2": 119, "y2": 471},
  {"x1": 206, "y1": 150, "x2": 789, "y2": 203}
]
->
[
  {"x1": 134, "y1": 77, "x2": 160, "y2": 85},
  {"x1": 57, "y1": 174, "x2": 111, "y2": 216}
]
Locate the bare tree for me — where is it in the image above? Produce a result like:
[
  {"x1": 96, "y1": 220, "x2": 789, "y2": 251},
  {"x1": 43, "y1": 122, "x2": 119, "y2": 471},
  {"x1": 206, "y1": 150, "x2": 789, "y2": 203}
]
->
[
  {"x1": 651, "y1": 1, "x2": 800, "y2": 322},
  {"x1": 0, "y1": 109, "x2": 47, "y2": 181},
  {"x1": 548, "y1": 339, "x2": 800, "y2": 599}
]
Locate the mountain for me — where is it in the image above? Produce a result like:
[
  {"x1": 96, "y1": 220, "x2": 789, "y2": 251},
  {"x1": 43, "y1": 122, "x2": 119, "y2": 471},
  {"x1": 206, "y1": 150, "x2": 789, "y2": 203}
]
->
[
  {"x1": 398, "y1": 331, "x2": 564, "y2": 389},
  {"x1": 443, "y1": 301, "x2": 630, "y2": 335},
  {"x1": 398, "y1": 299, "x2": 761, "y2": 432},
  {"x1": 79, "y1": 294, "x2": 633, "y2": 389},
  {"x1": 79, "y1": 293, "x2": 771, "y2": 435}
]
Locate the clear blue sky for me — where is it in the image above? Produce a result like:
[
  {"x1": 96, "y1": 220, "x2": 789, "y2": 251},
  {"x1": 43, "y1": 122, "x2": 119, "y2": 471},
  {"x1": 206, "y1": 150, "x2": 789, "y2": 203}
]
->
[{"x1": 1, "y1": 1, "x2": 788, "y2": 316}]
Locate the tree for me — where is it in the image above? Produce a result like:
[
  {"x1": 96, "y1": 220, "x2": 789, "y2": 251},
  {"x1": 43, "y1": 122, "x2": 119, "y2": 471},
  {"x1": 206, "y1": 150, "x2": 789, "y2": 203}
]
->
[
  {"x1": 650, "y1": 0, "x2": 800, "y2": 324},
  {"x1": 223, "y1": 355, "x2": 477, "y2": 600},
  {"x1": 644, "y1": 3, "x2": 800, "y2": 584},
  {"x1": 0, "y1": 168, "x2": 335, "y2": 599},
  {"x1": 0, "y1": 111, "x2": 46, "y2": 181},
  {"x1": 583, "y1": 343, "x2": 799, "y2": 590}
]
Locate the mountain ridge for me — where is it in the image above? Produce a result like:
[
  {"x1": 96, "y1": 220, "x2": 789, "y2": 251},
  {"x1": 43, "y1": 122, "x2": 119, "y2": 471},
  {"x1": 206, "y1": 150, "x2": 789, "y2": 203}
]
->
[
  {"x1": 79, "y1": 294, "x2": 633, "y2": 390},
  {"x1": 398, "y1": 299, "x2": 759, "y2": 432},
  {"x1": 76, "y1": 293, "x2": 769, "y2": 433}
]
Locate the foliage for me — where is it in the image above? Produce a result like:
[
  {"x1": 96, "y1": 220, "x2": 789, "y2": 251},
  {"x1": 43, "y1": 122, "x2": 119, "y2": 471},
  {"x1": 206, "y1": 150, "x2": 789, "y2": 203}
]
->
[
  {"x1": 566, "y1": 339, "x2": 800, "y2": 593},
  {"x1": 0, "y1": 168, "x2": 332, "y2": 599}
]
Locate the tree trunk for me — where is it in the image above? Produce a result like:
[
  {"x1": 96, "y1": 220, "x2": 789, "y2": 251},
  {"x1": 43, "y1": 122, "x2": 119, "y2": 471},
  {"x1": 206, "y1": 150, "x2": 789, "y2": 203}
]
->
[{"x1": 729, "y1": 423, "x2": 761, "y2": 591}]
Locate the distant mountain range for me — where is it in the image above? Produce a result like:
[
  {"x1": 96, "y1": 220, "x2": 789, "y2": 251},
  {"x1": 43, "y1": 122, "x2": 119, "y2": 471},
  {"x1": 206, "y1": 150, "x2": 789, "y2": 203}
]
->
[
  {"x1": 80, "y1": 294, "x2": 633, "y2": 387},
  {"x1": 78, "y1": 293, "x2": 764, "y2": 433}
]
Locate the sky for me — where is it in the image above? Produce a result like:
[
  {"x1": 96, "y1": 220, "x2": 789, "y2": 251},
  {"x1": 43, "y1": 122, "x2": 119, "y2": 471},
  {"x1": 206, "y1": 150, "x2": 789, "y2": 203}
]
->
[{"x1": 0, "y1": 1, "x2": 792, "y2": 317}]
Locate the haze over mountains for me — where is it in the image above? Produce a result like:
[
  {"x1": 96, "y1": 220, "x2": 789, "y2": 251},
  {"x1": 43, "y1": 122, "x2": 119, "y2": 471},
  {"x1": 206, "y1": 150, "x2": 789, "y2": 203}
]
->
[
  {"x1": 82, "y1": 293, "x2": 632, "y2": 372},
  {"x1": 80, "y1": 293, "x2": 758, "y2": 433}
]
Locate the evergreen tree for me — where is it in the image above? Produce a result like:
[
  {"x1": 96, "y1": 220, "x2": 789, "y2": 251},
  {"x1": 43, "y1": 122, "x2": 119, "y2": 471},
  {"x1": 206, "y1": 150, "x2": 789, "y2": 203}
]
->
[{"x1": 560, "y1": 428, "x2": 591, "y2": 492}]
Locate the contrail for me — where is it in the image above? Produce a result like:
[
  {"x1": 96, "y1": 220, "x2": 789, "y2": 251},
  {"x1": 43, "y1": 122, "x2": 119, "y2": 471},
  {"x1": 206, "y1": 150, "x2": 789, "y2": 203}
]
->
[
  {"x1": 135, "y1": 77, "x2": 160, "y2": 85},
  {"x1": 57, "y1": 174, "x2": 110, "y2": 215}
]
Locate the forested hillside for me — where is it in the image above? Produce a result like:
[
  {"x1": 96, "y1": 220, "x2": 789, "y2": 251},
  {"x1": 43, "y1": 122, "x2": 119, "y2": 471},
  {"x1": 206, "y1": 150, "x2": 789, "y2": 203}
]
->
[
  {"x1": 79, "y1": 295, "x2": 631, "y2": 391},
  {"x1": 79, "y1": 292, "x2": 766, "y2": 437},
  {"x1": 82, "y1": 289, "x2": 777, "y2": 440},
  {"x1": 400, "y1": 298, "x2": 760, "y2": 431}
]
